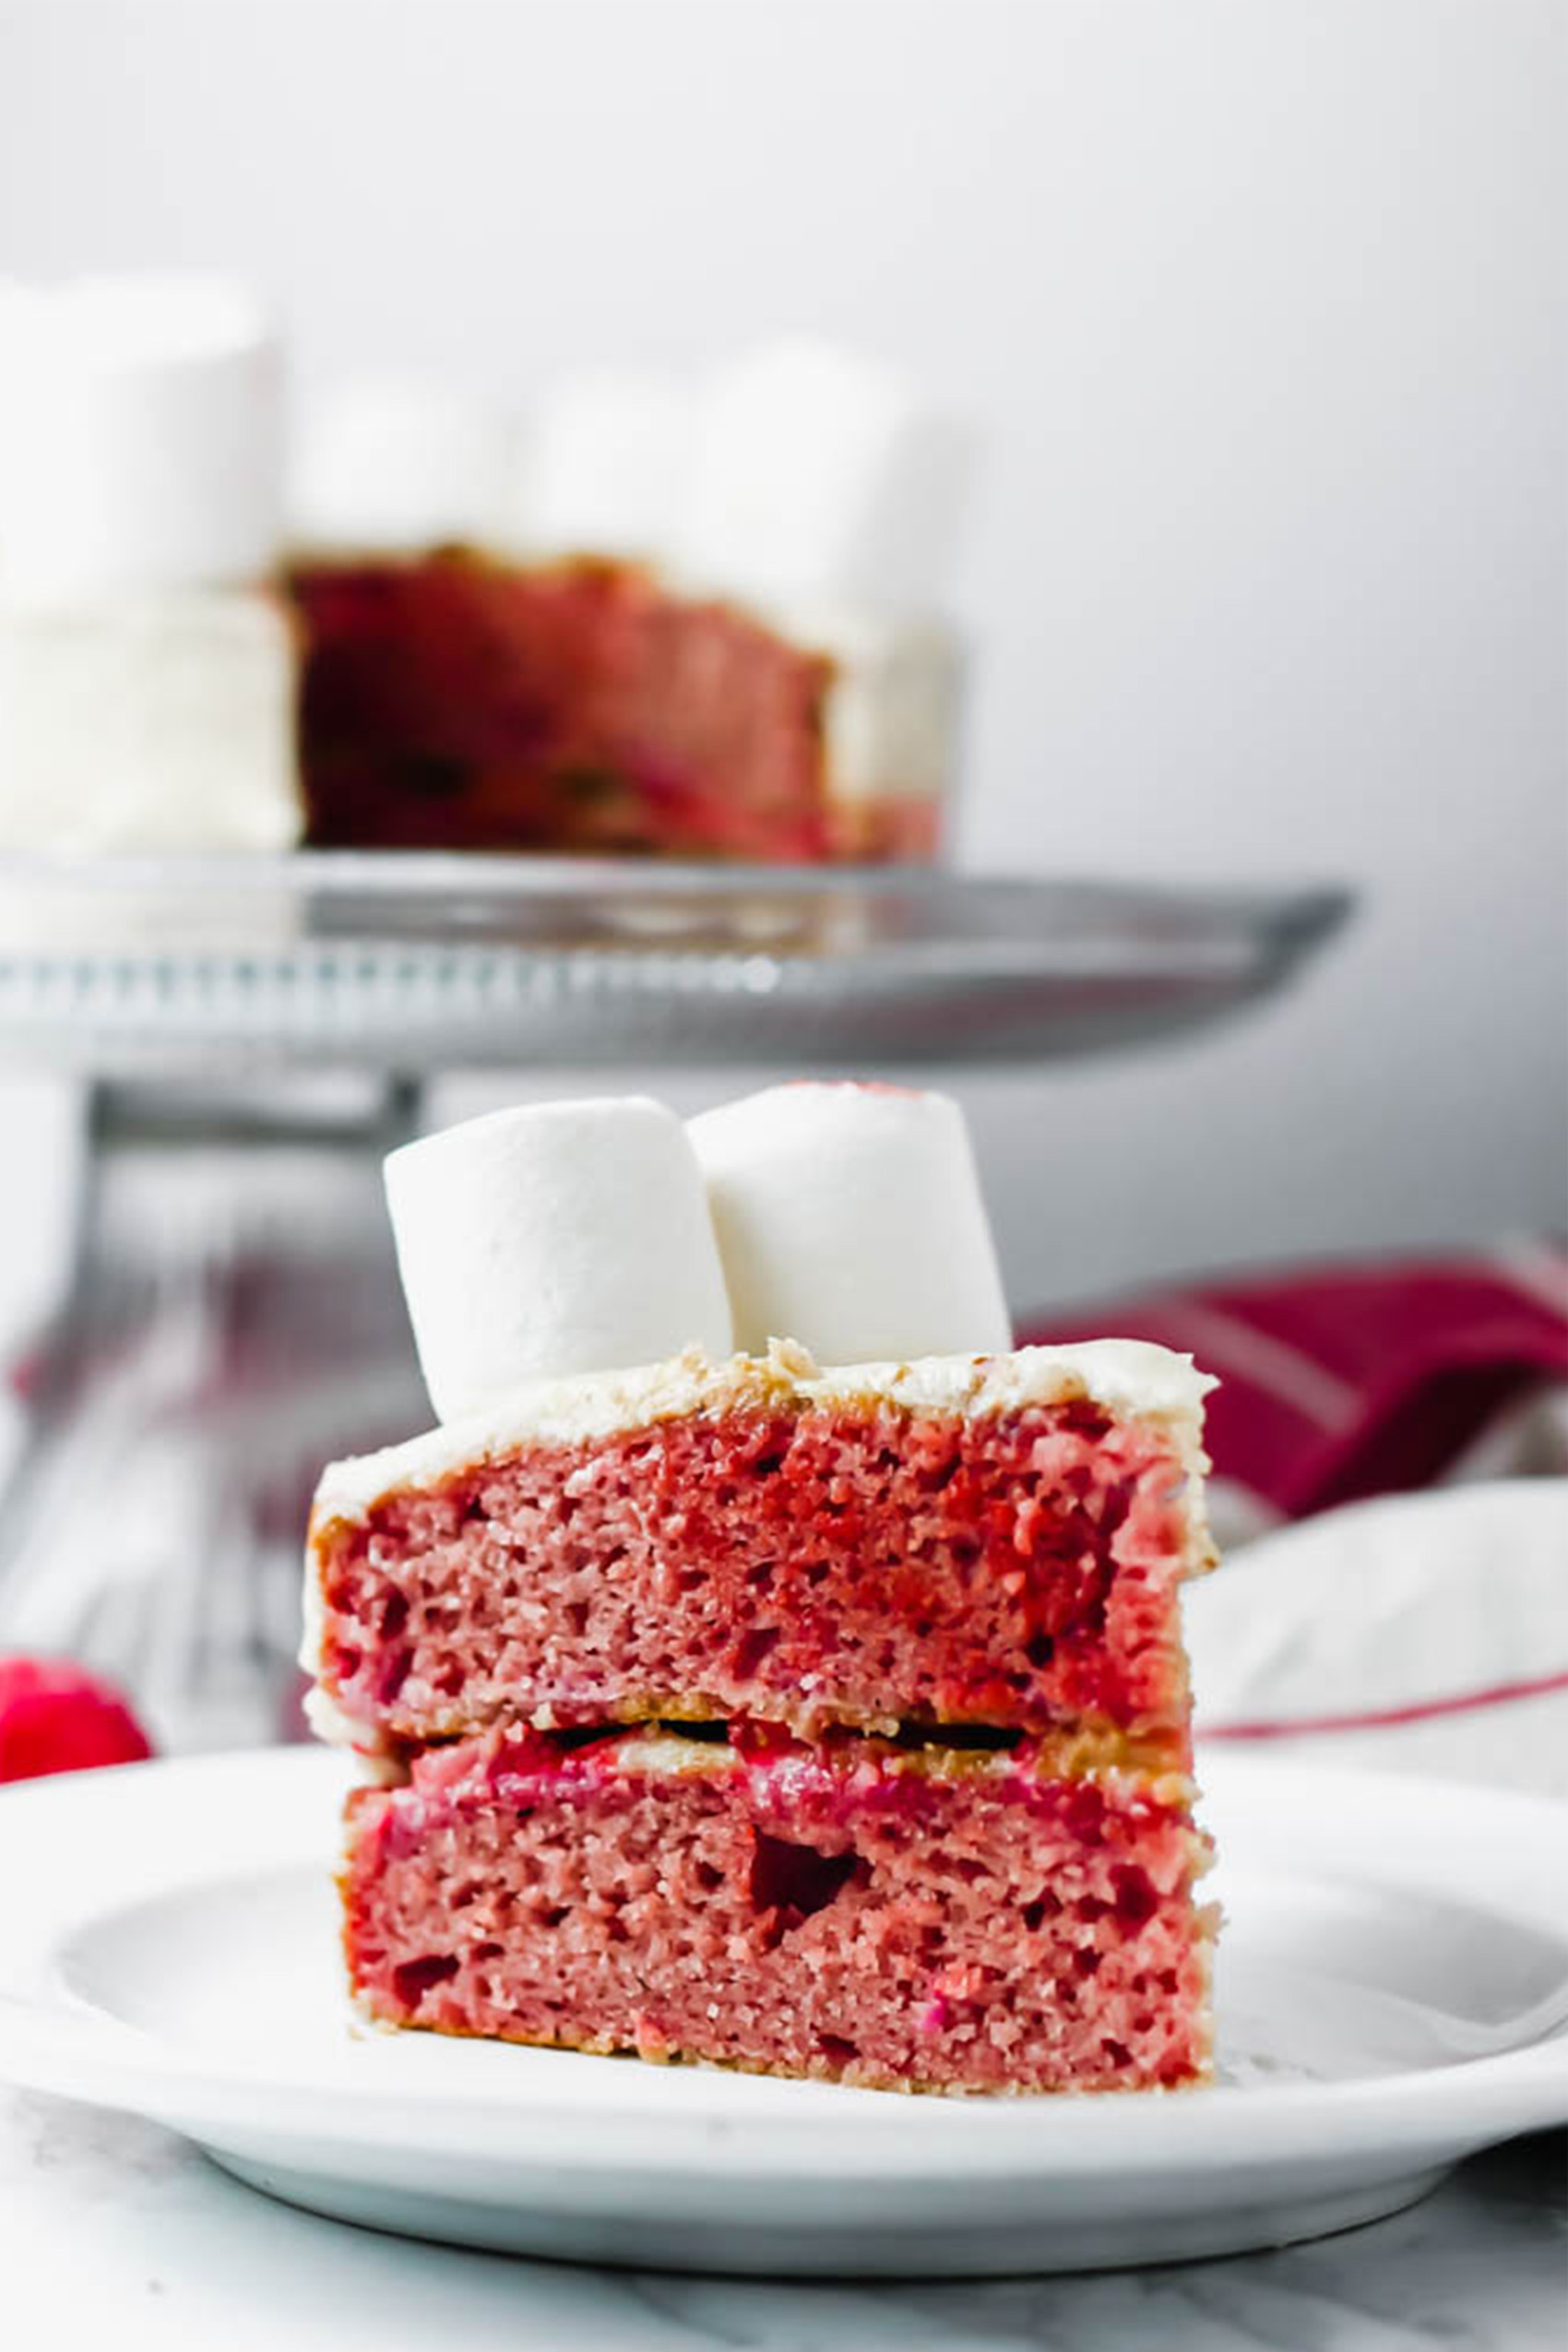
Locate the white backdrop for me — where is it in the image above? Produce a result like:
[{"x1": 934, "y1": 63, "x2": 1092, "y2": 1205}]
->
[{"x1": 0, "y1": 0, "x2": 1562, "y2": 1315}]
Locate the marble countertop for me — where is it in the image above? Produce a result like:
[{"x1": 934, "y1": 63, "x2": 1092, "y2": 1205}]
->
[{"x1": 3, "y1": 2090, "x2": 1562, "y2": 2350}]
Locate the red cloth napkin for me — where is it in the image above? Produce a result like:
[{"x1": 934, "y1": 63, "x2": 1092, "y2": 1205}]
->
[{"x1": 1019, "y1": 1241, "x2": 1568, "y2": 1523}]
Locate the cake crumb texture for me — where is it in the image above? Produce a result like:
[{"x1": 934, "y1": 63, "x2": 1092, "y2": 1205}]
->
[
  {"x1": 313, "y1": 1390, "x2": 1206, "y2": 1750},
  {"x1": 341, "y1": 1727, "x2": 1213, "y2": 2094}
]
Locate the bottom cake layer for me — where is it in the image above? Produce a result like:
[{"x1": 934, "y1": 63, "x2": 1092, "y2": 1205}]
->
[{"x1": 341, "y1": 1727, "x2": 1213, "y2": 2093}]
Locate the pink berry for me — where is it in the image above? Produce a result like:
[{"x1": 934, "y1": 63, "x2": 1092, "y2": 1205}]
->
[{"x1": 0, "y1": 1656, "x2": 154, "y2": 1783}]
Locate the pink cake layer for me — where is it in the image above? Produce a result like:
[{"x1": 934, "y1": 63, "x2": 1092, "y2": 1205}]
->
[
  {"x1": 312, "y1": 1393, "x2": 1203, "y2": 1752},
  {"x1": 341, "y1": 1725, "x2": 1213, "y2": 2093}
]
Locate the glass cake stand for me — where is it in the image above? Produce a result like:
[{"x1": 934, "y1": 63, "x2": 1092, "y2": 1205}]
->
[
  {"x1": 0, "y1": 850, "x2": 1348, "y2": 1070},
  {"x1": 0, "y1": 851, "x2": 1350, "y2": 1748}
]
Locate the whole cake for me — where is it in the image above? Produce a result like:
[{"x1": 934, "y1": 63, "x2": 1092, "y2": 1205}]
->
[
  {"x1": 0, "y1": 301, "x2": 958, "y2": 863},
  {"x1": 303, "y1": 1085, "x2": 1217, "y2": 2093}
]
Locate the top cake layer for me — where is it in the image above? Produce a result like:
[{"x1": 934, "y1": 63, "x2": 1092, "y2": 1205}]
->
[{"x1": 305, "y1": 1338, "x2": 1214, "y2": 1754}]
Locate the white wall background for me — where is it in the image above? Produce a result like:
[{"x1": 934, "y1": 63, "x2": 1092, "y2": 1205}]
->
[{"x1": 0, "y1": 0, "x2": 1562, "y2": 1315}]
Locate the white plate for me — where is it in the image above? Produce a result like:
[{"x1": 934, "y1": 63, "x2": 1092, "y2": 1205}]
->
[{"x1": 0, "y1": 1747, "x2": 1562, "y2": 2277}]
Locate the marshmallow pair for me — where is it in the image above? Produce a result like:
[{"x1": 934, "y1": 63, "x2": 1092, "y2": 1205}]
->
[
  {"x1": 290, "y1": 371, "x2": 680, "y2": 564},
  {"x1": 386, "y1": 1084, "x2": 1011, "y2": 1425}
]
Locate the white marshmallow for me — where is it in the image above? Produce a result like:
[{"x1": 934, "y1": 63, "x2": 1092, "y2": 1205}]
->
[
  {"x1": 385, "y1": 1097, "x2": 733, "y2": 1424},
  {"x1": 0, "y1": 272, "x2": 283, "y2": 608},
  {"x1": 671, "y1": 339, "x2": 977, "y2": 612},
  {"x1": 290, "y1": 374, "x2": 512, "y2": 552},
  {"x1": 502, "y1": 369, "x2": 695, "y2": 563},
  {"x1": 687, "y1": 1083, "x2": 1011, "y2": 1363}
]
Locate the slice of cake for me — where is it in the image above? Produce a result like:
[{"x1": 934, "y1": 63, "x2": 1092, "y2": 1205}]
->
[{"x1": 303, "y1": 1086, "x2": 1218, "y2": 2093}]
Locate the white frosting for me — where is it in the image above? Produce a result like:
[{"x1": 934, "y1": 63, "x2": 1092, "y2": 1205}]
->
[
  {"x1": 600, "y1": 1730, "x2": 745, "y2": 1778},
  {"x1": 310, "y1": 1335, "x2": 1214, "y2": 1529},
  {"x1": 688, "y1": 1083, "x2": 1011, "y2": 1364},
  {"x1": 558, "y1": 1728, "x2": 1165, "y2": 1784},
  {"x1": 669, "y1": 338, "x2": 976, "y2": 611},
  {"x1": 0, "y1": 273, "x2": 283, "y2": 608},
  {"x1": 776, "y1": 602, "x2": 962, "y2": 818},
  {"x1": 0, "y1": 589, "x2": 300, "y2": 850},
  {"x1": 290, "y1": 374, "x2": 512, "y2": 552},
  {"x1": 384, "y1": 1097, "x2": 733, "y2": 1426}
]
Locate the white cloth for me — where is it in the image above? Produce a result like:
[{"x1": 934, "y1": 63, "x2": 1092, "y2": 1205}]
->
[{"x1": 1187, "y1": 1479, "x2": 1568, "y2": 1796}]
